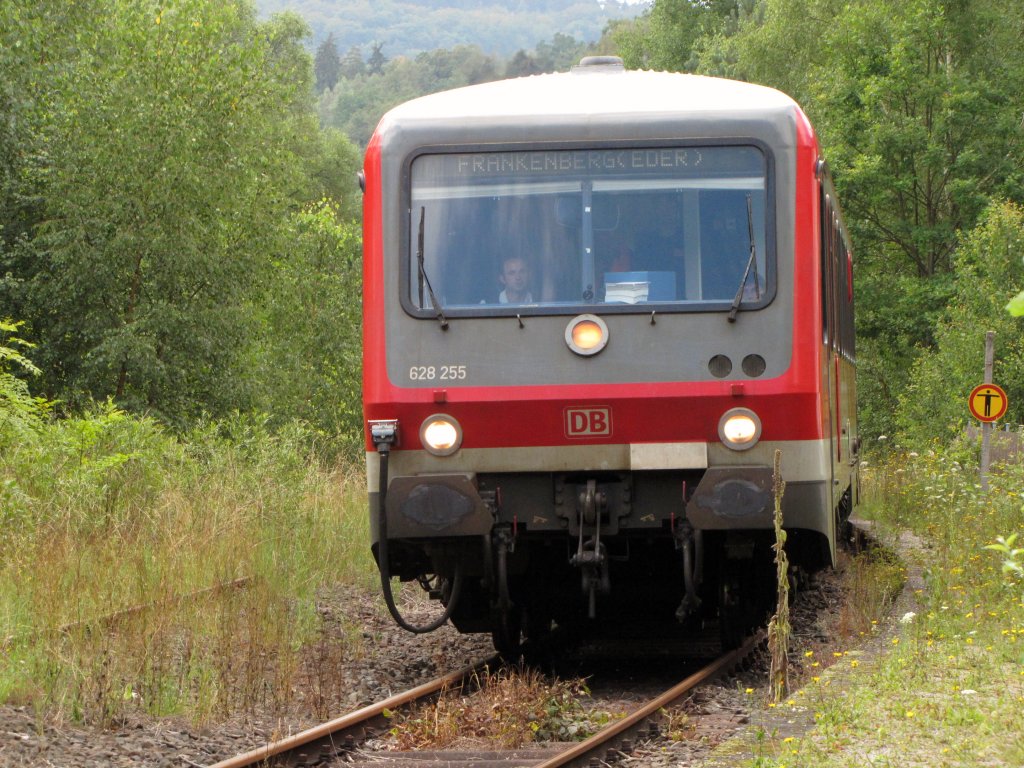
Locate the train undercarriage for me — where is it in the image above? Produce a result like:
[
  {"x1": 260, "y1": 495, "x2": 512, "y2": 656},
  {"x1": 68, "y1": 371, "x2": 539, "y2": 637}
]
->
[{"x1": 373, "y1": 460, "x2": 843, "y2": 654}]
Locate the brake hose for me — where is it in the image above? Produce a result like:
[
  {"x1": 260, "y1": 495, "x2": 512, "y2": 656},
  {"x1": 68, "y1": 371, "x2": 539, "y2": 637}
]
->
[{"x1": 376, "y1": 442, "x2": 463, "y2": 633}]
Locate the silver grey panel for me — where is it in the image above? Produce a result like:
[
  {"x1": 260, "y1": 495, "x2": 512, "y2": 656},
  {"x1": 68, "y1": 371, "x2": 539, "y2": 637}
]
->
[{"x1": 374, "y1": 72, "x2": 800, "y2": 388}]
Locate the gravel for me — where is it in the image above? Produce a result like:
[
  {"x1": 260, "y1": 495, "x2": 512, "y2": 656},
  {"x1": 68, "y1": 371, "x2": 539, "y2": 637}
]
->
[
  {"x1": 0, "y1": 547, "x2": 876, "y2": 767},
  {"x1": 0, "y1": 586, "x2": 492, "y2": 767}
]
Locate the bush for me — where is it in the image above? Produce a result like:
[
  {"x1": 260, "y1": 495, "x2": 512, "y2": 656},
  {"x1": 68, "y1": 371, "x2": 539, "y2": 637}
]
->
[{"x1": 896, "y1": 203, "x2": 1024, "y2": 445}]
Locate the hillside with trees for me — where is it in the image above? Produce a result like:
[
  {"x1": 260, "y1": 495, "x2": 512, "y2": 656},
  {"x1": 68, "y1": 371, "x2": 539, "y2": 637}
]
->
[
  {"x1": 314, "y1": 33, "x2": 597, "y2": 145},
  {"x1": 254, "y1": 0, "x2": 644, "y2": 58}
]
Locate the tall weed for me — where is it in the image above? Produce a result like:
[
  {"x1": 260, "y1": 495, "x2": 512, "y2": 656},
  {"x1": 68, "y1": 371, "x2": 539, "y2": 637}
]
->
[{"x1": 0, "y1": 406, "x2": 373, "y2": 724}]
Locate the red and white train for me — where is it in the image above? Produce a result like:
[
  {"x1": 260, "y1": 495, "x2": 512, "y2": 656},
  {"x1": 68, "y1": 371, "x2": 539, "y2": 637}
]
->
[{"x1": 362, "y1": 57, "x2": 858, "y2": 651}]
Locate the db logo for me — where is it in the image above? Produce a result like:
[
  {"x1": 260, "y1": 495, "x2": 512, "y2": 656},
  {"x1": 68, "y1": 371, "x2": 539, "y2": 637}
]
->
[{"x1": 565, "y1": 407, "x2": 612, "y2": 438}]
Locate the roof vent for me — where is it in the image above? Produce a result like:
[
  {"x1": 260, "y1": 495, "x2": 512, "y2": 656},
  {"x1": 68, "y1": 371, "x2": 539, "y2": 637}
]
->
[{"x1": 572, "y1": 56, "x2": 625, "y2": 72}]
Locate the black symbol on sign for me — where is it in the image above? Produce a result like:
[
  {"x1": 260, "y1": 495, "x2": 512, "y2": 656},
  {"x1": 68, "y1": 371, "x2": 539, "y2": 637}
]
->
[{"x1": 980, "y1": 389, "x2": 999, "y2": 417}]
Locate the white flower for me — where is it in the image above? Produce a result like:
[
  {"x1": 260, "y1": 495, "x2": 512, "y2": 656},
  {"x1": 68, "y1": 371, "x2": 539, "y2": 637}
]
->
[{"x1": 900, "y1": 611, "x2": 917, "y2": 624}]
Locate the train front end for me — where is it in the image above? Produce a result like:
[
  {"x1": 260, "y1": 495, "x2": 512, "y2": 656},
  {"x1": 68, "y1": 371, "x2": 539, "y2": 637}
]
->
[{"x1": 363, "y1": 59, "x2": 856, "y2": 650}]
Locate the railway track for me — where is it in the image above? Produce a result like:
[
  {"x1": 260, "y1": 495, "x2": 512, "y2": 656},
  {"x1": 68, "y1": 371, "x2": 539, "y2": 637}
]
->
[
  {"x1": 1, "y1": 576, "x2": 254, "y2": 651},
  {"x1": 209, "y1": 630, "x2": 764, "y2": 768}
]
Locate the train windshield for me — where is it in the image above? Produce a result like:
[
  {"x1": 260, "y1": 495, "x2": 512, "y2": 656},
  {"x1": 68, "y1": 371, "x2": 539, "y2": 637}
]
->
[{"x1": 406, "y1": 145, "x2": 771, "y2": 315}]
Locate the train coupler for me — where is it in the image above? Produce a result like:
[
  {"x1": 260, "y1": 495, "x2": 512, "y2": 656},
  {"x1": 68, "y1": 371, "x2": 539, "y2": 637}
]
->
[{"x1": 569, "y1": 480, "x2": 611, "y2": 618}]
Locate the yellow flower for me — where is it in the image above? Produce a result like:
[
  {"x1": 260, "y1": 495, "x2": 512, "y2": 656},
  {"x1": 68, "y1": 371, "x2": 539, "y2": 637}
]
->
[
  {"x1": 850, "y1": 660, "x2": 860, "y2": 668},
  {"x1": 805, "y1": 650, "x2": 814, "y2": 657},
  {"x1": 905, "y1": 710, "x2": 915, "y2": 718}
]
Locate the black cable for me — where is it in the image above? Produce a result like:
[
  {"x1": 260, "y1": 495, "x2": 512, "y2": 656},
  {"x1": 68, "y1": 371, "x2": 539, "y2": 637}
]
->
[{"x1": 376, "y1": 444, "x2": 463, "y2": 633}]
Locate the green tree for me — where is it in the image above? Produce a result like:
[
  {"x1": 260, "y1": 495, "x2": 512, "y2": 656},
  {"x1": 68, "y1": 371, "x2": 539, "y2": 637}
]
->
[
  {"x1": 0, "y1": 1, "x2": 92, "y2": 305},
  {"x1": 368, "y1": 42, "x2": 387, "y2": 75},
  {"x1": 340, "y1": 45, "x2": 367, "y2": 79},
  {"x1": 897, "y1": 202, "x2": 1024, "y2": 443},
  {"x1": 505, "y1": 49, "x2": 541, "y2": 77},
  {"x1": 0, "y1": 319, "x2": 47, "y2": 441},
  {"x1": 613, "y1": 0, "x2": 743, "y2": 72},
  {"x1": 314, "y1": 32, "x2": 341, "y2": 92},
  {"x1": 13, "y1": 0, "x2": 320, "y2": 422},
  {"x1": 252, "y1": 201, "x2": 363, "y2": 453},
  {"x1": 324, "y1": 45, "x2": 502, "y2": 146}
]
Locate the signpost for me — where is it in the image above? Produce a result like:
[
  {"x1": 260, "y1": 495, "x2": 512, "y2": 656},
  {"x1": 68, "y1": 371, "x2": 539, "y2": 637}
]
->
[
  {"x1": 971, "y1": 332, "x2": 1007, "y2": 492},
  {"x1": 968, "y1": 383, "x2": 1008, "y2": 423}
]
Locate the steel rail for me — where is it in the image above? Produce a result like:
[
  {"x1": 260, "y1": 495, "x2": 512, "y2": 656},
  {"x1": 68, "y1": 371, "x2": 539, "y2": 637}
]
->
[
  {"x1": 1, "y1": 576, "x2": 254, "y2": 651},
  {"x1": 533, "y1": 629, "x2": 766, "y2": 768},
  {"x1": 207, "y1": 654, "x2": 501, "y2": 768},
  {"x1": 209, "y1": 629, "x2": 763, "y2": 768}
]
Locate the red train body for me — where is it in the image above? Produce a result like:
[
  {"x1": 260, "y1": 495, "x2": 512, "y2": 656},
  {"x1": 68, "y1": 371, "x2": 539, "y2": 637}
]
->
[{"x1": 362, "y1": 58, "x2": 858, "y2": 650}]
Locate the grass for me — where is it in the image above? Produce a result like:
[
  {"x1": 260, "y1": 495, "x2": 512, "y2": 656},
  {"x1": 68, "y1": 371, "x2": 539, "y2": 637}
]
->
[
  {"x1": 385, "y1": 666, "x2": 616, "y2": 749},
  {"x1": 745, "y1": 442, "x2": 1024, "y2": 767},
  {"x1": 0, "y1": 405, "x2": 376, "y2": 726}
]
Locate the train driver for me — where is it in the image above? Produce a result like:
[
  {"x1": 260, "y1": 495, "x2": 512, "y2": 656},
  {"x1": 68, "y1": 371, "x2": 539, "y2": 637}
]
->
[{"x1": 496, "y1": 256, "x2": 533, "y2": 304}]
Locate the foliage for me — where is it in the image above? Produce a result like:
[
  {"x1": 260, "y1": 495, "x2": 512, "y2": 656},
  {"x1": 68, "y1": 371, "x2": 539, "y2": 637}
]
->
[
  {"x1": 896, "y1": 203, "x2": 1024, "y2": 444},
  {"x1": 388, "y1": 667, "x2": 611, "y2": 749},
  {"x1": 505, "y1": 32, "x2": 591, "y2": 76},
  {"x1": 761, "y1": 449, "x2": 1024, "y2": 767},
  {"x1": 984, "y1": 534, "x2": 1024, "y2": 580},
  {"x1": 613, "y1": 0, "x2": 744, "y2": 72},
  {"x1": 0, "y1": 406, "x2": 374, "y2": 723},
  {"x1": 251, "y1": 200, "x2": 364, "y2": 457},
  {"x1": 767, "y1": 449, "x2": 790, "y2": 703},
  {"x1": 314, "y1": 32, "x2": 341, "y2": 92},
  {"x1": 319, "y1": 34, "x2": 591, "y2": 146},
  {"x1": 0, "y1": 319, "x2": 48, "y2": 441},
  {"x1": 11, "y1": 1, "x2": 310, "y2": 420},
  {"x1": 0, "y1": 0, "x2": 366, "y2": 449},
  {"x1": 254, "y1": 0, "x2": 642, "y2": 59}
]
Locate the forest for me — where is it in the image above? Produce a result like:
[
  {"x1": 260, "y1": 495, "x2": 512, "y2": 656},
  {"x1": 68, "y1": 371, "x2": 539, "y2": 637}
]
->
[{"x1": 253, "y1": 0, "x2": 644, "y2": 58}]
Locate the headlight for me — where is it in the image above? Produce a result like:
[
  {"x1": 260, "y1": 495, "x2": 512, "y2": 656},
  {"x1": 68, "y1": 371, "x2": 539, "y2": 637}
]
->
[
  {"x1": 420, "y1": 414, "x2": 462, "y2": 456},
  {"x1": 718, "y1": 408, "x2": 761, "y2": 451},
  {"x1": 565, "y1": 314, "x2": 609, "y2": 356}
]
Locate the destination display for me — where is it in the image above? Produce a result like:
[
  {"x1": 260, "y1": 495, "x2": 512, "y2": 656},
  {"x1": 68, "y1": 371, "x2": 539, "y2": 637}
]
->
[{"x1": 416, "y1": 146, "x2": 765, "y2": 182}]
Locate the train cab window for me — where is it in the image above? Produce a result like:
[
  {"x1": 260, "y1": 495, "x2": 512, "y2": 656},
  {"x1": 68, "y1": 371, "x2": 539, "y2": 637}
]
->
[{"x1": 403, "y1": 145, "x2": 773, "y2": 317}]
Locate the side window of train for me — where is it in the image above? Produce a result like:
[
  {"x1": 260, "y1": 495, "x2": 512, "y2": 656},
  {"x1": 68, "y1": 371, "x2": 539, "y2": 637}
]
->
[
  {"x1": 820, "y1": 180, "x2": 855, "y2": 361},
  {"x1": 821, "y1": 190, "x2": 832, "y2": 346}
]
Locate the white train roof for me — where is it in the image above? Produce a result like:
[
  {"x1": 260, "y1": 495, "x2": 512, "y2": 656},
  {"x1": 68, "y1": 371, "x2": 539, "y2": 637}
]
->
[{"x1": 378, "y1": 58, "x2": 799, "y2": 130}]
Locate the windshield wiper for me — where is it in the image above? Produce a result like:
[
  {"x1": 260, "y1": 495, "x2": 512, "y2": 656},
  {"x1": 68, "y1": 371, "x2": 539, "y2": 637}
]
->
[
  {"x1": 417, "y1": 206, "x2": 449, "y2": 330},
  {"x1": 727, "y1": 193, "x2": 760, "y2": 323}
]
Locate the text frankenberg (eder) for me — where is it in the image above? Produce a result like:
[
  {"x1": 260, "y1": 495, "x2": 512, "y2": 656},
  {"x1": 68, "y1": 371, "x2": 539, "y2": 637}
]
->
[{"x1": 453, "y1": 148, "x2": 705, "y2": 176}]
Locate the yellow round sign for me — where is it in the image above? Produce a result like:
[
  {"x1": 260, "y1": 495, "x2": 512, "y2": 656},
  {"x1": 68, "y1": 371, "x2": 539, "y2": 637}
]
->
[{"x1": 968, "y1": 383, "x2": 1008, "y2": 423}]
